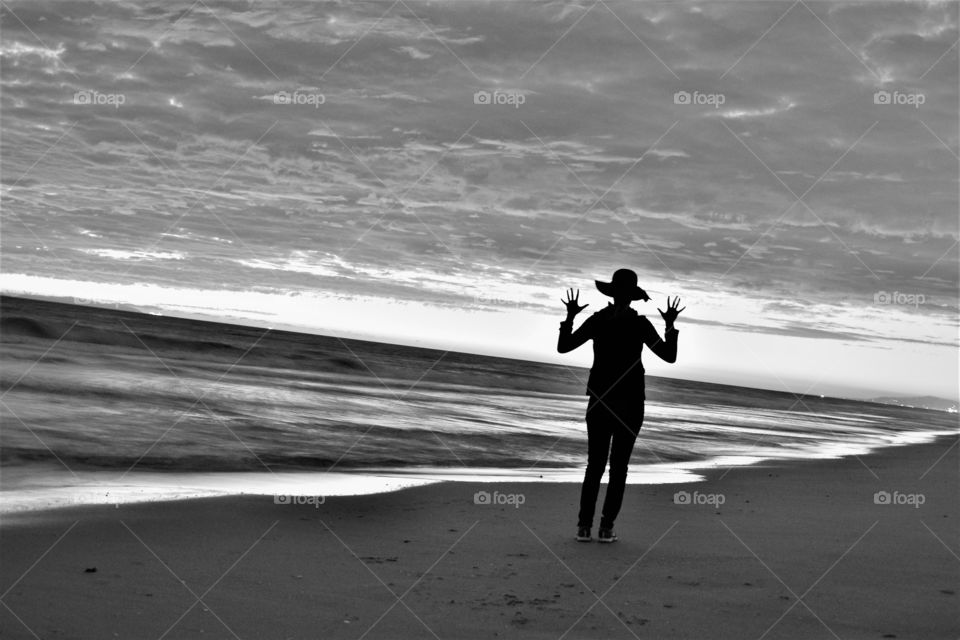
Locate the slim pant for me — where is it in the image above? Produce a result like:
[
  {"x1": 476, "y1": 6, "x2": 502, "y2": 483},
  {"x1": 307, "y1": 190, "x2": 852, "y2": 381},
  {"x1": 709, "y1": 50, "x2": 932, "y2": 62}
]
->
[{"x1": 577, "y1": 394, "x2": 644, "y2": 530}]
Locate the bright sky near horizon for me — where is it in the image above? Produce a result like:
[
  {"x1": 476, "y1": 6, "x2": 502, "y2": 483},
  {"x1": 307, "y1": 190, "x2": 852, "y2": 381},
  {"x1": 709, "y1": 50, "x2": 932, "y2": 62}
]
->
[{"x1": 1, "y1": 1, "x2": 957, "y2": 400}]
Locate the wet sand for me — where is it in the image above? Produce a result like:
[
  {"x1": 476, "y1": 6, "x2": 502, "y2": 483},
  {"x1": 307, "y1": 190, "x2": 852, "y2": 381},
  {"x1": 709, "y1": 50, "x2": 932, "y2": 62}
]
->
[{"x1": 1, "y1": 437, "x2": 957, "y2": 639}]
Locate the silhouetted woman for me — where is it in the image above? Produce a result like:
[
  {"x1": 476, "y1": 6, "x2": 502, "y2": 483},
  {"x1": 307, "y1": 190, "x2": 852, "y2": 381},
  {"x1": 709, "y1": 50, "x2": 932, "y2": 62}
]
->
[{"x1": 558, "y1": 268, "x2": 683, "y2": 542}]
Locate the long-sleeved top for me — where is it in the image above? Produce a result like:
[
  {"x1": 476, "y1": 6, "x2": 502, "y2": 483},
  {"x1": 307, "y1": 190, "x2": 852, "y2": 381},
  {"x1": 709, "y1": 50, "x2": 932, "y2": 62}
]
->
[{"x1": 557, "y1": 303, "x2": 678, "y2": 402}]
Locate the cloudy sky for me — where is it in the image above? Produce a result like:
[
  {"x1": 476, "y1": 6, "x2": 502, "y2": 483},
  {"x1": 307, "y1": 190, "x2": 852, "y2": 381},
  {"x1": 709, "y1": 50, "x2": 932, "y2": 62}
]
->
[{"x1": 1, "y1": 0, "x2": 957, "y2": 399}]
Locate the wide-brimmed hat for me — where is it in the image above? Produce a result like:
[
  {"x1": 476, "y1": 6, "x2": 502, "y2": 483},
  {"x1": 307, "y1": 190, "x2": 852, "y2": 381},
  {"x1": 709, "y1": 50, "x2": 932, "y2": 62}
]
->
[{"x1": 596, "y1": 268, "x2": 649, "y2": 301}]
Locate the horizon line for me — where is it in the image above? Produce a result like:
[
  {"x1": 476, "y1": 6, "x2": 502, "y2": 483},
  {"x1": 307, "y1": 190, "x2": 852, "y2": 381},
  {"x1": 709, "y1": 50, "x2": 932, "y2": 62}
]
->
[{"x1": 4, "y1": 292, "x2": 956, "y2": 409}]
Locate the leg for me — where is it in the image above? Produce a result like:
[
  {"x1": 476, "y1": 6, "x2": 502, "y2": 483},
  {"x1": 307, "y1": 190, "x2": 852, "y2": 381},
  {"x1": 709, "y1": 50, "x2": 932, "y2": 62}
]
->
[
  {"x1": 577, "y1": 398, "x2": 613, "y2": 529},
  {"x1": 599, "y1": 405, "x2": 643, "y2": 530}
]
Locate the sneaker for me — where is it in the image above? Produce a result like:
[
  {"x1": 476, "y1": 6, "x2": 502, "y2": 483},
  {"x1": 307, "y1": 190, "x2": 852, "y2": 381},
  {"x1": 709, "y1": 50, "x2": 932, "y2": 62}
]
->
[
  {"x1": 576, "y1": 527, "x2": 592, "y2": 542},
  {"x1": 597, "y1": 528, "x2": 618, "y2": 543}
]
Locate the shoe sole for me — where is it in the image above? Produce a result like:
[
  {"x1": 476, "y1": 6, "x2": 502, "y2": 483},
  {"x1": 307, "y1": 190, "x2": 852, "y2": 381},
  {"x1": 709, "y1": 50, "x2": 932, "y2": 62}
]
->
[
  {"x1": 576, "y1": 536, "x2": 592, "y2": 542},
  {"x1": 597, "y1": 537, "x2": 618, "y2": 543}
]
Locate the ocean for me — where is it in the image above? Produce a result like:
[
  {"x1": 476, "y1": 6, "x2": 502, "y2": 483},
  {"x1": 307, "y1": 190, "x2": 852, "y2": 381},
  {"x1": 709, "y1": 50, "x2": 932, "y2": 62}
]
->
[{"x1": 1, "y1": 295, "x2": 956, "y2": 512}]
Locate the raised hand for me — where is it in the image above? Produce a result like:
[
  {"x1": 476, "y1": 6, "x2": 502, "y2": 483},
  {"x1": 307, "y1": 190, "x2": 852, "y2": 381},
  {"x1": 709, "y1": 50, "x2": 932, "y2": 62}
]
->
[
  {"x1": 658, "y1": 296, "x2": 685, "y2": 327},
  {"x1": 561, "y1": 288, "x2": 589, "y2": 318}
]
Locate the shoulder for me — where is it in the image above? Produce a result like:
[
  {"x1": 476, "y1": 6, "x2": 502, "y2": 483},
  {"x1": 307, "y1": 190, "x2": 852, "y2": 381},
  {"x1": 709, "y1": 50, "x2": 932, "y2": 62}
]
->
[
  {"x1": 580, "y1": 308, "x2": 608, "y2": 330},
  {"x1": 637, "y1": 314, "x2": 655, "y2": 331}
]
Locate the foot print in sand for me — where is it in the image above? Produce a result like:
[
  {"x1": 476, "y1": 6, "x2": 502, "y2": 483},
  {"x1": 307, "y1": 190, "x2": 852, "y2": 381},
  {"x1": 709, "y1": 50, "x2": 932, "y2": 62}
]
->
[
  {"x1": 511, "y1": 611, "x2": 529, "y2": 626},
  {"x1": 618, "y1": 612, "x2": 649, "y2": 626}
]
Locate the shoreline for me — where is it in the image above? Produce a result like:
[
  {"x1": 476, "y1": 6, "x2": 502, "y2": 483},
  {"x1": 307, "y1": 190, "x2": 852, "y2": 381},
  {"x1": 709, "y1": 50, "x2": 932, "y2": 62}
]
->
[
  {"x1": 1, "y1": 431, "x2": 957, "y2": 516},
  {"x1": 1, "y1": 436, "x2": 957, "y2": 638}
]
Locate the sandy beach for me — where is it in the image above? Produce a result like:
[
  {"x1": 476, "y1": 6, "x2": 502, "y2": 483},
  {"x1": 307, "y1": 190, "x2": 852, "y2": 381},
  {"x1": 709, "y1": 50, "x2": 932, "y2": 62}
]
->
[
  {"x1": 2, "y1": 437, "x2": 957, "y2": 639},
  {"x1": 2, "y1": 1, "x2": 957, "y2": 638}
]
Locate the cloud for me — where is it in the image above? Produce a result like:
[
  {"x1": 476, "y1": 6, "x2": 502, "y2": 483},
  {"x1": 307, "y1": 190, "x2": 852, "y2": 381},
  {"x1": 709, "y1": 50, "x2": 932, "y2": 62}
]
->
[
  {"x1": 717, "y1": 99, "x2": 796, "y2": 119},
  {"x1": 0, "y1": 0, "x2": 955, "y2": 370},
  {"x1": 394, "y1": 45, "x2": 431, "y2": 60}
]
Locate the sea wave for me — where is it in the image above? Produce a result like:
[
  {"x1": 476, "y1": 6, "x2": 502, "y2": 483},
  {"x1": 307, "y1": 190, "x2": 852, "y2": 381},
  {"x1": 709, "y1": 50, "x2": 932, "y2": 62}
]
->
[{"x1": 2, "y1": 295, "x2": 957, "y2": 481}]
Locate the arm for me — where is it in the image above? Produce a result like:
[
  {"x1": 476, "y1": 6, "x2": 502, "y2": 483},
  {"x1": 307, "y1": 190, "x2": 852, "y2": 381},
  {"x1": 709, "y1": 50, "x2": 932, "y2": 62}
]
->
[
  {"x1": 641, "y1": 317, "x2": 678, "y2": 363},
  {"x1": 558, "y1": 315, "x2": 593, "y2": 353},
  {"x1": 643, "y1": 296, "x2": 685, "y2": 363},
  {"x1": 557, "y1": 288, "x2": 592, "y2": 353}
]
